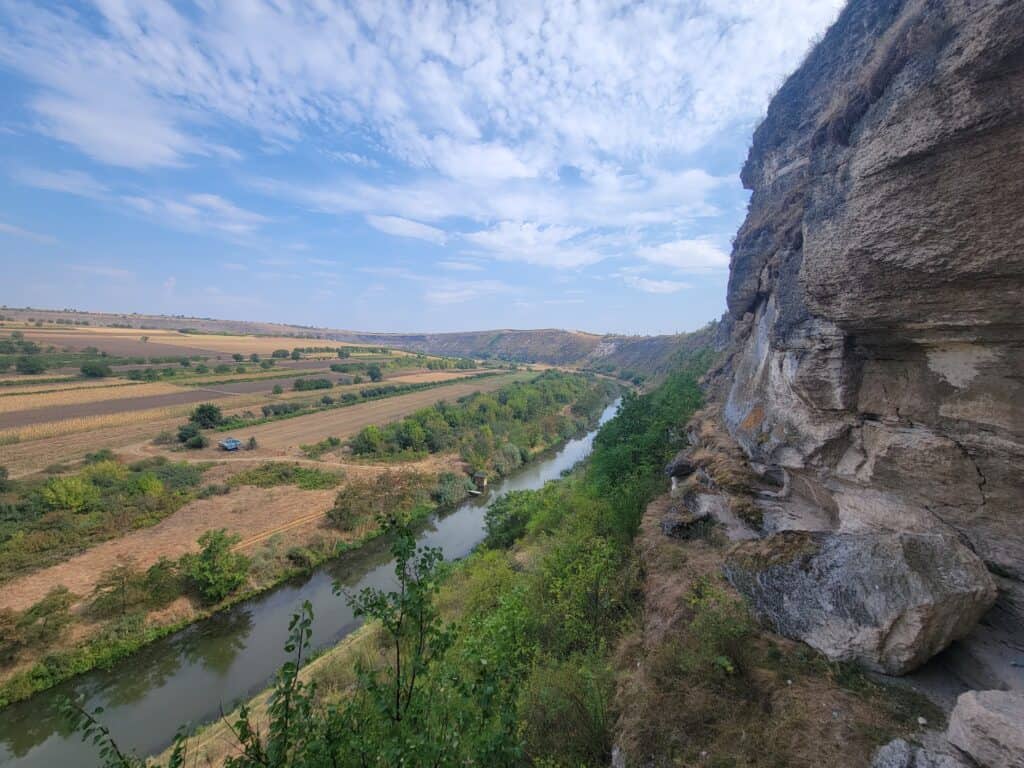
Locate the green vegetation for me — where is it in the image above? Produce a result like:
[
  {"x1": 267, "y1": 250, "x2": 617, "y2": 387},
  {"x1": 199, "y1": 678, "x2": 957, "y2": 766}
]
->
[
  {"x1": 71, "y1": 357, "x2": 710, "y2": 766},
  {"x1": 189, "y1": 403, "x2": 223, "y2": 428},
  {"x1": 349, "y1": 371, "x2": 616, "y2": 474},
  {"x1": 229, "y1": 462, "x2": 343, "y2": 491},
  {"x1": 326, "y1": 472, "x2": 434, "y2": 531},
  {"x1": 0, "y1": 457, "x2": 206, "y2": 583},
  {"x1": 299, "y1": 436, "x2": 341, "y2": 459},
  {"x1": 181, "y1": 530, "x2": 251, "y2": 604},
  {"x1": 293, "y1": 378, "x2": 333, "y2": 391},
  {"x1": 80, "y1": 360, "x2": 112, "y2": 378}
]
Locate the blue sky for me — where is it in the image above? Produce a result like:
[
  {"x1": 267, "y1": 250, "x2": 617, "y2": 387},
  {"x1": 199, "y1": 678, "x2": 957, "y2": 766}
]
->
[{"x1": 0, "y1": 1, "x2": 842, "y2": 335}]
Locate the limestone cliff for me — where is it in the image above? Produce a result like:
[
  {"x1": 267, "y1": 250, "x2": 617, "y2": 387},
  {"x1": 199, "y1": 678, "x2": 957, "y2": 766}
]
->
[{"x1": 710, "y1": 0, "x2": 1024, "y2": 692}]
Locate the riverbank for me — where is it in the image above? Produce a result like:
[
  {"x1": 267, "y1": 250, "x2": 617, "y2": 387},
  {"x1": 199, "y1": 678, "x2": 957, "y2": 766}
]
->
[{"x1": 0, "y1": 383, "x2": 620, "y2": 767}]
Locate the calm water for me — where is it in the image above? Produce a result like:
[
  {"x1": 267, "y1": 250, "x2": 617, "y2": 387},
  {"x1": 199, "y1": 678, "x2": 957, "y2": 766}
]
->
[{"x1": 0, "y1": 399, "x2": 620, "y2": 767}]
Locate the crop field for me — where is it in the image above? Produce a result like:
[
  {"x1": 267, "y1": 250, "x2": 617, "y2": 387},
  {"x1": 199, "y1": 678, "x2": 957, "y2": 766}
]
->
[
  {"x1": 196, "y1": 372, "x2": 526, "y2": 453},
  {"x1": 0, "y1": 381, "x2": 181, "y2": 414}
]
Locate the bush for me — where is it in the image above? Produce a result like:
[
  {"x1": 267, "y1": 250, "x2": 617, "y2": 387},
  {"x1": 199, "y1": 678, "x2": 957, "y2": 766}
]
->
[
  {"x1": 271, "y1": 384, "x2": 283, "y2": 395},
  {"x1": 15, "y1": 356, "x2": 46, "y2": 375},
  {"x1": 184, "y1": 434, "x2": 208, "y2": 450},
  {"x1": 181, "y1": 529, "x2": 250, "y2": 604},
  {"x1": 367, "y1": 364, "x2": 383, "y2": 382},
  {"x1": 189, "y1": 403, "x2": 223, "y2": 428},
  {"x1": 483, "y1": 491, "x2": 534, "y2": 548},
  {"x1": 229, "y1": 462, "x2": 342, "y2": 490},
  {"x1": 271, "y1": 349, "x2": 289, "y2": 359},
  {"x1": 0, "y1": 466, "x2": 8, "y2": 493},
  {"x1": 433, "y1": 472, "x2": 474, "y2": 508},
  {"x1": 293, "y1": 378, "x2": 332, "y2": 391},
  {"x1": 176, "y1": 423, "x2": 200, "y2": 443},
  {"x1": 80, "y1": 361, "x2": 112, "y2": 378},
  {"x1": 246, "y1": 437, "x2": 258, "y2": 450}
]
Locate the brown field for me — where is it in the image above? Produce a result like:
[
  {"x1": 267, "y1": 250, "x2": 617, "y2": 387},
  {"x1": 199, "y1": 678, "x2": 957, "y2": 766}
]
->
[
  {"x1": 0, "y1": 484, "x2": 338, "y2": 612},
  {"x1": 20, "y1": 328, "x2": 211, "y2": 358},
  {"x1": 0, "y1": 378, "x2": 145, "y2": 396},
  {"x1": 0, "y1": 387, "x2": 229, "y2": 430},
  {"x1": 0, "y1": 381, "x2": 181, "y2": 414}
]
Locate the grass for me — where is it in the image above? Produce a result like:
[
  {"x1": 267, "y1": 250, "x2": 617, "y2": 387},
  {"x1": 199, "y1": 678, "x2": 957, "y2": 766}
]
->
[{"x1": 228, "y1": 462, "x2": 344, "y2": 490}]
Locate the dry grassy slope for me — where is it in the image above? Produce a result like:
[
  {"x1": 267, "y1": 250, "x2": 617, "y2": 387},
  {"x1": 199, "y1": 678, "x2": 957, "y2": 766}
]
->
[{"x1": 3, "y1": 309, "x2": 718, "y2": 369}]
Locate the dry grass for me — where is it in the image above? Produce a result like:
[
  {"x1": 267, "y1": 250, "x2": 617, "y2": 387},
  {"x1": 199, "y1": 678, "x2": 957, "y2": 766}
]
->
[
  {"x1": 0, "y1": 379, "x2": 136, "y2": 396},
  {"x1": 0, "y1": 405, "x2": 189, "y2": 444},
  {"x1": 612, "y1": 494, "x2": 937, "y2": 768},
  {"x1": 0, "y1": 381, "x2": 181, "y2": 413}
]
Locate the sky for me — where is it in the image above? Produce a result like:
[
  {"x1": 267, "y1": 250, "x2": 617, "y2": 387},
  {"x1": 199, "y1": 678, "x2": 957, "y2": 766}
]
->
[{"x1": 0, "y1": 1, "x2": 843, "y2": 336}]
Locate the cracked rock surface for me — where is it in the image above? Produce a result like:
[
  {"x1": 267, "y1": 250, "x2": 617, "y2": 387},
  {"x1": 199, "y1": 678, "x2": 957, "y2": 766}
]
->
[{"x1": 708, "y1": 0, "x2": 1024, "y2": 684}]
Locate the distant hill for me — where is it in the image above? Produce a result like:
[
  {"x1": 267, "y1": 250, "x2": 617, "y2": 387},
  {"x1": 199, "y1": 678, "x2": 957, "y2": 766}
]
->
[{"x1": 0, "y1": 306, "x2": 719, "y2": 373}]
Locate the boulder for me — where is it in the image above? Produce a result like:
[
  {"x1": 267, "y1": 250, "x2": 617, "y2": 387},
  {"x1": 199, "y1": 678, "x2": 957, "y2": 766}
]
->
[
  {"x1": 724, "y1": 531, "x2": 997, "y2": 674},
  {"x1": 659, "y1": 502, "x2": 710, "y2": 540},
  {"x1": 947, "y1": 690, "x2": 1024, "y2": 768},
  {"x1": 664, "y1": 451, "x2": 695, "y2": 479},
  {"x1": 871, "y1": 738, "x2": 971, "y2": 768}
]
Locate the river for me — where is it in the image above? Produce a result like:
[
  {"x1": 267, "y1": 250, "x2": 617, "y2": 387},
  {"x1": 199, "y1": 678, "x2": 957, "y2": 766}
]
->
[{"x1": 0, "y1": 398, "x2": 620, "y2": 767}]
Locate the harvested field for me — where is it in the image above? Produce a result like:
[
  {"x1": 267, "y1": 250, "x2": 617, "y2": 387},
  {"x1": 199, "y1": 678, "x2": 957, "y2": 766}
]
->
[
  {"x1": 20, "y1": 329, "x2": 209, "y2": 358},
  {"x1": 0, "y1": 379, "x2": 145, "y2": 396},
  {"x1": 0, "y1": 387, "x2": 225, "y2": 429},
  {"x1": 0, "y1": 381, "x2": 181, "y2": 414},
  {"x1": 0, "y1": 484, "x2": 338, "y2": 613}
]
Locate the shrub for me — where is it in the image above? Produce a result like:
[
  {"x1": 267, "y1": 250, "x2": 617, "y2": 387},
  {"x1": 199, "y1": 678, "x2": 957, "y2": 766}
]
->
[
  {"x1": 229, "y1": 462, "x2": 342, "y2": 490},
  {"x1": 0, "y1": 466, "x2": 8, "y2": 493},
  {"x1": 293, "y1": 378, "x2": 333, "y2": 391},
  {"x1": 246, "y1": 437, "x2": 258, "y2": 450},
  {"x1": 433, "y1": 472, "x2": 474, "y2": 508},
  {"x1": 271, "y1": 349, "x2": 289, "y2": 359},
  {"x1": 189, "y1": 403, "x2": 223, "y2": 428},
  {"x1": 232, "y1": 353, "x2": 244, "y2": 362},
  {"x1": 152, "y1": 430, "x2": 175, "y2": 446},
  {"x1": 367, "y1": 364, "x2": 383, "y2": 382},
  {"x1": 80, "y1": 361, "x2": 112, "y2": 378},
  {"x1": 271, "y1": 384, "x2": 283, "y2": 395},
  {"x1": 15, "y1": 356, "x2": 46, "y2": 375},
  {"x1": 176, "y1": 423, "x2": 200, "y2": 443},
  {"x1": 181, "y1": 529, "x2": 250, "y2": 604},
  {"x1": 320, "y1": 395, "x2": 334, "y2": 405},
  {"x1": 184, "y1": 434, "x2": 208, "y2": 450},
  {"x1": 484, "y1": 491, "x2": 534, "y2": 548},
  {"x1": 290, "y1": 349, "x2": 302, "y2": 360},
  {"x1": 214, "y1": 364, "x2": 231, "y2": 374},
  {"x1": 40, "y1": 475, "x2": 100, "y2": 514}
]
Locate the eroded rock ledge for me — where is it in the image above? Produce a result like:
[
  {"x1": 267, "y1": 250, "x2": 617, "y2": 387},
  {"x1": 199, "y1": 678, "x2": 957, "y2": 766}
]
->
[{"x1": 700, "y1": 0, "x2": 1024, "y2": 692}]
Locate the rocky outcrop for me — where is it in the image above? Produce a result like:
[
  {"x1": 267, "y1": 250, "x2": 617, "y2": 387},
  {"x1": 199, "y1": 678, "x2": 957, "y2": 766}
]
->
[
  {"x1": 709, "y1": 0, "x2": 1024, "y2": 685},
  {"x1": 947, "y1": 690, "x2": 1024, "y2": 767},
  {"x1": 724, "y1": 531, "x2": 996, "y2": 674},
  {"x1": 871, "y1": 737, "x2": 972, "y2": 768}
]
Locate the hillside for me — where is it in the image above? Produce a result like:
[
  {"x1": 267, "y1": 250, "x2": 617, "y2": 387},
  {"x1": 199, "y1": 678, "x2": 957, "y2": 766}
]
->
[{"x1": 0, "y1": 306, "x2": 715, "y2": 371}]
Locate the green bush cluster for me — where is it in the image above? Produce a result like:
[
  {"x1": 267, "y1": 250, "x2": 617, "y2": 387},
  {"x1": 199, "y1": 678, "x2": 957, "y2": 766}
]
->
[
  {"x1": 0, "y1": 457, "x2": 205, "y2": 582},
  {"x1": 229, "y1": 462, "x2": 343, "y2": 491},
  {"x1": 350, "y1": 372, "x2": 614, "y2": 475}
]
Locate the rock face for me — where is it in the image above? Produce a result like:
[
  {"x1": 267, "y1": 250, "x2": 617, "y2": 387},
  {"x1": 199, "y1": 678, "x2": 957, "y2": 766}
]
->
[
  {"x1": 946, "y1": 690, "x2": 1024, "y2": 768},
  {"x1": 711, "y1": 0, "x2": 1024, "y2": 683},
  {"x1": 871, "y1": 738, "x2": 971, "y2": 768},
  {"x1": 724, "y1": 531, "x2": 996, "y2": 674}
]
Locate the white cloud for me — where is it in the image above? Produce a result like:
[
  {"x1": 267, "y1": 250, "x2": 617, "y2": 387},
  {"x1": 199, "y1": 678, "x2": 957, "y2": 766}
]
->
[
  {"x1": 366, "y1": 215, "x2": 447, "y2": 245},
  {"x1": 463, "y1": 222, "x2": 600, "y2": 269},
  {"x1": 15, "y1": 168, "x2": 108, "y2": 198},
  {"x1": 121, "y1": 193, "x2": 269, "y2": 236},
  {"x1": 624, "y1": 275, "x2": 689, "y2": 294},
  {"x1": 437, "y1": 260, "x2": 483, "y2": 272},
  {"x1": 637, "y1": 238, "x2": 730, "y2": 272},
  {"x1": 0, "y1": 220, "x2": 56, "y2": 244}
]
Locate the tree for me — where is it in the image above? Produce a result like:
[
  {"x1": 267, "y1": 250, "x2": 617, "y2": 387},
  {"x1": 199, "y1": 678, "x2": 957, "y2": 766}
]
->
[
  {"x1": 232, "y1": 353, "x2": 244, "y2": 362},
  {"x1": 272, "y1": 349, "x2": 289, "y2": 359},
  {"x1": 0, "y1": 465, "x2": 8, "y2": 493},
  {"x1": 367, "y1": 364, "x2": 383, "y2": 382},
  {"x1": 249, "y1": 353, "x2": 260, "y2": 363},
  {"x1": 15, "y1": 356, "x2": 46, "y2": 375},
  {"x1": 185, "y1": 434, "x2": 208, "y2": 450},
  {"x1": 182, "y1": 529, "x2": 250, "y2": 604},
  {"x1": 189, "y1": 403, "x2": 223, "y2": 428},
  {"x1": 89, "y1": 556, "x2": 146, "y2": 618},
  {"x1": 272, "y1": 384, "x2": 283, "y2": 395},
  {"x1": 41, "y1": 475, "x2": 100, "y2": 514},
  {"x1": 290, "y1": 349, "x2": 302, "y2": 360},
  {"x1": 80, "y1": 360, "x2": 112, "y2": 378},
  {"x1": 177, "y1": 422, "x2": 200, "y2": 443},
  {"x1": 337, "y1": 349, "x2": 350, "y2": 359}
]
